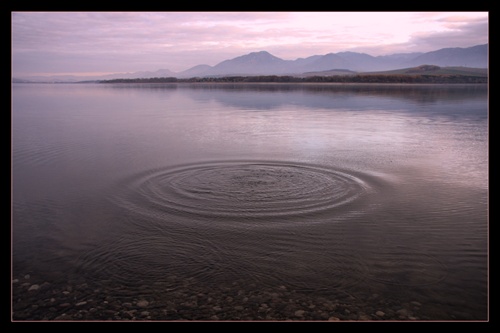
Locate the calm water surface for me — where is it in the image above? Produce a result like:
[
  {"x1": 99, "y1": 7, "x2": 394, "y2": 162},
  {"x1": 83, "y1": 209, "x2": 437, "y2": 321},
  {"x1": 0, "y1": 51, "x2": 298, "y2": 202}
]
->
[{"x1": 12, "y1": 83, "x2": 488, "y2": 320}]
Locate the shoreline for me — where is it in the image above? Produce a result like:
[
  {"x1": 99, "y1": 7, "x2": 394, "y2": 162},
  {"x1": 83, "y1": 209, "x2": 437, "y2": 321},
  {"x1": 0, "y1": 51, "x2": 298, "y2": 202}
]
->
[{"x1": 11, "y1": 271, "x2": 484, "y2": 322}]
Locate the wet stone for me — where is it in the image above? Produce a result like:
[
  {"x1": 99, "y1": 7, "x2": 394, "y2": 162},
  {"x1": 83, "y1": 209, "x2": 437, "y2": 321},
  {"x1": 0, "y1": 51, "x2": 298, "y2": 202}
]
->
[
  {"x1": 397, "y1": 308, "x2": 408, "y2": 316},
  {"x1": 55, "y1": 314, "x2": 71, "y2": 320},
  {"x1": 28, "y1": 284, "x2": 40, "y2": 291},
  {"x1": 76, "y1": 283, "x2": 89, "y2": 290},
  {"x1": 39, "y1": 282, "x2": 51, "y2": 291},
  {"x1": 11, "y1": 270, "x2": 479, "y2": 321},
  {"x1": 319, "y1": 312, "x2": 330, "y2": 320},
  {"x1": 295, "y1": 309, "x2": 305, "y2": 317},
  {"x1": 122, "y1": 311, "x2": 135, "y2": 319},
  {"x1": 137, "y1": 300, "x2": 149, "y2": 307}
]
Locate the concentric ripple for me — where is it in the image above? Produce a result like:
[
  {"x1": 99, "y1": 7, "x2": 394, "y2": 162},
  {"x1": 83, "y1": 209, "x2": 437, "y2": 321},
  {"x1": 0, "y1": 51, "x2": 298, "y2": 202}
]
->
[{"x1": 112, "y1": 160, "x2": 370, "y2": 223}]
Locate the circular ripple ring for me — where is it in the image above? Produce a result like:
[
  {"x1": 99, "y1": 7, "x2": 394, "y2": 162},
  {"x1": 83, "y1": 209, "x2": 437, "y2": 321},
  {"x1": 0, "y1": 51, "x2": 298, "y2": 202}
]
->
[{"x1": 116, "y1": 160, "x2": 370, "y2": 220}]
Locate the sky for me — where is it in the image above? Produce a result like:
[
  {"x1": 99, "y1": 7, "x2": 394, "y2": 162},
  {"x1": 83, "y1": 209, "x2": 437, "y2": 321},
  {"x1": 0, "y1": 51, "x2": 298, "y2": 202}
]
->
[{"x1": 11, "y1": 11, "x2": 488, "y2": 77}]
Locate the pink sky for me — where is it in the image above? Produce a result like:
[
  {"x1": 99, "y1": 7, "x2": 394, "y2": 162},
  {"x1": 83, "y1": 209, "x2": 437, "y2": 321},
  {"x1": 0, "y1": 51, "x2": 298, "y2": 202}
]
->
[{"x1": 12, "y1": 12, "x2": 488, "y2": 77}]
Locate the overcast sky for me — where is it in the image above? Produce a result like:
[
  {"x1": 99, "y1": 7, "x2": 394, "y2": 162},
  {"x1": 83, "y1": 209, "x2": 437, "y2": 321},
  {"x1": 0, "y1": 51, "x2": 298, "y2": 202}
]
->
[{"x1": 11, "y1": 11, "x2": 488, "y2": 77}]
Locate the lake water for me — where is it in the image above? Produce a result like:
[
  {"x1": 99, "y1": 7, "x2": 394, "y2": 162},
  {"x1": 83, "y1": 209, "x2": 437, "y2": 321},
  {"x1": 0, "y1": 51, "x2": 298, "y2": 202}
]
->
[{"x1": 12, "y1": 83, "x2": 488, "y2": 321}]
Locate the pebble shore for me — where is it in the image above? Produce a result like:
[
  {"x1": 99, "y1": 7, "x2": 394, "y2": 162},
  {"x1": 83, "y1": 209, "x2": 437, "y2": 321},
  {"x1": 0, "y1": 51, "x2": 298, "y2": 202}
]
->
[{"x1": 11, "y1": 272, "x2": 472, "y2": 321}]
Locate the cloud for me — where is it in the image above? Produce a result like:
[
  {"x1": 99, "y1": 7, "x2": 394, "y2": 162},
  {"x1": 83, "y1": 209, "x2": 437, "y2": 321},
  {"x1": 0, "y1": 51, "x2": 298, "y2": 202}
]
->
[
  {"x1": 11, "y1": 12, "x2": 489, "y2": 76},
  {"x1": 408, "y1": 18, "x2": 488, "y2": 50}
]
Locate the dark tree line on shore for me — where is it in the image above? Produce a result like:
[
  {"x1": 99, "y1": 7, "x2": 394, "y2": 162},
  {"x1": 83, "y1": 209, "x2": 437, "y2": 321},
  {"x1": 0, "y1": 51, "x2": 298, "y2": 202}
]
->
[{"x1": 99, "y1": 74, "x2": 487, "y2": 84}]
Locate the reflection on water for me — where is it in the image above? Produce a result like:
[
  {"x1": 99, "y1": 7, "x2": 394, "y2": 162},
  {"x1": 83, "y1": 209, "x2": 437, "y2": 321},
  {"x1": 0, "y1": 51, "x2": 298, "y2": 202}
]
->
[
  {"x1": 101, "y1": 82, "x2": 487, "y2": 112},
  {"x1": 12, "y1": 83, "x2": 488, "y2": 320}
]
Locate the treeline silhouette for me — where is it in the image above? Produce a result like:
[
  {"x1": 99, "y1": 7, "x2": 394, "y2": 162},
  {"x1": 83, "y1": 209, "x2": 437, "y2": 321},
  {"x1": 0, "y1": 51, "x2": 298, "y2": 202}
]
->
[{"x1": 100, "y1": 74, "x2": 486, "y2": 84}]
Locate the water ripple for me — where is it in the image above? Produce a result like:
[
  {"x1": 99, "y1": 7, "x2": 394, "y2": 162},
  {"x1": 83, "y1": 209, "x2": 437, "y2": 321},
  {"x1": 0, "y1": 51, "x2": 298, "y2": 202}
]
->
[{"x1": 110, "y1": 160, "x2": 371, "y2": 227}]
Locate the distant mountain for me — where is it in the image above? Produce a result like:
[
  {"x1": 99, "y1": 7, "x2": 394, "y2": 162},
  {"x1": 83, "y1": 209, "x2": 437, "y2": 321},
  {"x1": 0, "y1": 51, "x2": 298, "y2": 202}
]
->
[
  {"x1": 13, "y1": 44, "x2": 487, "y2": 82},
  {"x1": 377, "y1": 52, "x2": 423, "y2": 61},
  {"x1": 293, "y1": 55, "x2": 324, "y2": 67},
  {"x1": 102, "y1": 68, "x2": 177, "y2": 79},
  {"x1": 359, "y1": 65, "x2": 488, "y2": 77},
  {"x1": 15, "y1": 74, "x2": 85, "y2": 83},
  {"x1": 12, "y1": 77, "x2": 33, "y2": 83},
  {"x1": 177, "y1": 64, "x2": 213, "y2": 78},
  {"x1": 298, "y1": 53, "x2": 353, "y2": 73},
  {"x1": 16, "y1": 68, "x2": 178, "y2": 83},
  {"x1": 300, "y1": 69, "x2": 357, "y2": 77},
  {"x1": 404, "y1": 44, "x2": 488, "y2": 68},
  {"x1": 200, "y1": 51, "x2": 290, "y2": 76},
  {"x1": 334, "y1": 52, "x2": 385, "y2": 71},
  {"x1": 183, "y1": 44, "x2": 487, "y2": 77}
]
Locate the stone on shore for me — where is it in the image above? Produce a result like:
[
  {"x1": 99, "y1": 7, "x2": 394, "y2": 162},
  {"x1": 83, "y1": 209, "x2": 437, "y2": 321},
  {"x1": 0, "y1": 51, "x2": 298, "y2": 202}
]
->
[
  {"x1": 294, "y1": 309, "x2": 305, "y2": 317},
  {"x1": 28, "y1": 284, "x2": 39, "y2": 291},
  {"x1": 137, "y1": 300, "x2": 149, "y2": 307}
]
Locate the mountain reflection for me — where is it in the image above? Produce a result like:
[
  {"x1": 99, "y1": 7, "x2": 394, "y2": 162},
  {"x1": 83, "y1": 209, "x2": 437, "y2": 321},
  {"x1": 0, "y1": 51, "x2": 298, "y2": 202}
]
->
[{"x1": 104, "y1": 83, "x2": 487, "y2": 115}]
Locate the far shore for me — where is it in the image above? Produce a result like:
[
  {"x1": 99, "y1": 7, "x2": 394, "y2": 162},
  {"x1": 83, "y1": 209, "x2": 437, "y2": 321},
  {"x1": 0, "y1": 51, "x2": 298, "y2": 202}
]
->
[{"x1": 95, "y1": 74, "x2": 487, "y2": 85}]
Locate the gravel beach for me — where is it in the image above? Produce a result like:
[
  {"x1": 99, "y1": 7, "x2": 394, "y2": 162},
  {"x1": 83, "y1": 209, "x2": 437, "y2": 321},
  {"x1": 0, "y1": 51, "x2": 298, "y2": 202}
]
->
[{"x1": 12, "y1": 271, "x2": 469, "y2": 321}]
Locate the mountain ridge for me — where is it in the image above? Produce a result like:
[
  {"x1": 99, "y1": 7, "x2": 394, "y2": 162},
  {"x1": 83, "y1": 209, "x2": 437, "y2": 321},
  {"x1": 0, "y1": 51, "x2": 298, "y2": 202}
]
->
[{"x1": 14, "y1": 44, "x2": 487, "y2": 82}]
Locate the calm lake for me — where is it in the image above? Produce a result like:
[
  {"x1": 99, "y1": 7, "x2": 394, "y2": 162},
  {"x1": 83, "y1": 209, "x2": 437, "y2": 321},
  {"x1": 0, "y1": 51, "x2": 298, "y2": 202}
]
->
[{"x1": 12, "y1": 83, "x2": 488, "y2": 320}]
